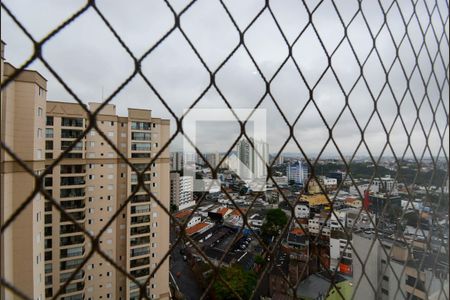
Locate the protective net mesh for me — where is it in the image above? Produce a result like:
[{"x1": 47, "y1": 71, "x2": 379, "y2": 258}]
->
[{"x1": 1, "y1": 0, "x2": 449, "y2": 299}]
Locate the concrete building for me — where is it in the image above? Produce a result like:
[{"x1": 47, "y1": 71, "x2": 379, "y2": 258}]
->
[
  {"x1": 352, "y1": 232, "x2": 448, "y2": 300},
  {"x1": 287, "y1": 160, "x2": 308, "y2": 185},
  {"x1": 44, "y1": 102, "x2": 170, "y2": 300},
  {"x1": 170, "y1": 172, "x2": 194, "y2": 211},
  {"x1": 170, "y1": 151, "x2": 184, "y2": 171},
  {"x1": 1, "y1": 40, "x2": 47, "y2": 300},
  {"x1": 204, "y1": 152, "x2": 220, "y2": 169},
  {"x1": 368, "y1": 193, "x2": 402, "y2": 216},
  {"x1": 373, "y1": 175, "x2": 398, "y2": 195},
  {"x1": 294, "y1": 203, "x2": 310, "y2": 219},
  {"x1": 1, "y1": 42, "x2": 171, "y2": 300},
  {"x1": 236, "y1": 138, "x2": 269, "y2": 180}
]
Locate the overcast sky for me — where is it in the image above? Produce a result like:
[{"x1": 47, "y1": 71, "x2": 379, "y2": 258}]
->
[{"x1": 1, "y1": 0, "x2": 448, "y2": 159}]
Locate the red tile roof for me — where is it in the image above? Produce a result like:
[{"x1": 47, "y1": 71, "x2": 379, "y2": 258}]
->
[
  {"x1": 174, "y1": 209, "x2": 193, "y2": 219},
  {"x1": 231, "y1": 208, "x2": 246, "y2": 216},
  {"x1": 185, "y1": 222, "x2": 210, "y2": 235},
  {"x1": 290, "y1": 228, "x2": 305, "y2": 235},
  {"x1": 216, "y1": 207, "x2": 230, "y2": 216}
]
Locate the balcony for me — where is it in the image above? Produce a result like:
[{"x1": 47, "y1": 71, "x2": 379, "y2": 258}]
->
[
  {"x1": 131, "y1": 246, "x2": 150, "y2": 258},
  {"x1": 60, "y1": 165, "x2": 86, "y2": 174},
  {"x1": 60, "y1": 246, "x2": 85, "y2": 259},
  {"x1": 130, "y1": 225, "x2": 150, "y2": 236},
  {"x1": 60, "y1": 200, "x2": 85, "y2": 211},
  {"x1": 131, "y1": 153, "x2": 151, "y2": 158},
  {"x1": 60, "y1": 257, "x2": 84, "y2": 271},
  {"x1": 60, "y1": 176, "x2": 86, "y2": 186},
  {"x1": 131, "y1": 204, "x2": 150, "y2": 214},
  {"x1": 62, "y1": 282, "x2": 84, "y2": 294},
  {"x1": 61, "y1": 141, "x2": 83, "y2": 151},
  {"x1": 60, "y1": 188, "x2": 85, "y2": 198},
  {"x1": 59, "y1": 270, "x2": 85, "y2": 283},
  {"x1": 131, "y1": 132, "x2": 151, "y2": 141},
  {"x1": 61, "y1": 117, "x2": 83, "y2": 127},
  {"x1": 130, "y1": 236, "x2": 150, "y2": 247},
  {"x1": 130, "y1": 257, "x2": 150, "y2": 269},
  {"x1": 131, "y1": 121, "x2": 151, "y2": 130},
  {"x1": 130, "y1": 267, "x2": 150, "y2": 279},
  {"x1": 131, "y1": 183, "x2": 151, "y2": 194},
  {"x1": 60, "y1": 223, "x2": 84, "y2": 235},
  {"x1": 60, "y1": 292, "x2": 84, "y2": 300},
  {"x1": 61, "y1": 129, "x2": 84, "y2": 139},
  {"x1": 131, "y1": 142, "x2": 151, "y2": 151},
  {"x1": 131, "y1": 194, "x2": 150, "y2": 204},
  {"x1": 60, "y1": 235, "x2": 85, "y2": 247},
  {"x1": 60, "y1": 211, "x2": 85, "y2": 223},
  {"x1": 132, "y1": 163, "x2": 152, "y2": 172},
  {"x1": 131, "y1": 215, "x2": 151, "y2": 225}
]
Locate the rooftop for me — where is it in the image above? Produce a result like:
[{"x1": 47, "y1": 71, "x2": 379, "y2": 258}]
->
[
  {"x1": 185, "y1": 222, "x2": 210, "y2": 235},
  {"x1": 174, "y1": 209, "x2": 193, "y2": 219}
]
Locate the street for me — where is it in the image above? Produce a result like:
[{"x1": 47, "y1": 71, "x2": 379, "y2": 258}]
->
[{"x1": 170, "y1": 226, "x2": 204, "y2": 300}]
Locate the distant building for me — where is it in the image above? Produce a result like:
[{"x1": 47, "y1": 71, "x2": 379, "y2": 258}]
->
[
  {"x1": 170, "y1": 172, "x2": 195, "y2": 210},
  {"x1": 170, "y1": 151, "x2": 184, "y2": 171},
  {"x1": 327, "y1": 171, "x2": 346, "y2": 185},
  {"x1": 308, "y1": 178, "x2": 323, "y2": 194},
  {"x1": 322, "y1": 177, "x2": 338, "y2": 190},
  {"x1": 204, "y1": 152, "x2": 220, "y2": 169},
  {"x1": 295, "y1": 203, "x2": 310, "y2": 219},
  {"x1": 236, "y1": 138, "x2": 269, "y2": 180},
  {"x1": 270, "y1": 175, "x2": 289, "y2": 187},
  {"x1": 373, "y1": 175, "x2": 398, "y2": 195},
  {"x1": 368, "y1": 193, "x2": 401, "y2": 216},
  {"x1": 287, "y1": 160, "x2": 309, "y2": 185},
  {"x1": 348, "y1": 182, "x2": 379, "y2": 196},
  {"x1": 329, "y1": 214, "x2": 352, "y2": 275}
]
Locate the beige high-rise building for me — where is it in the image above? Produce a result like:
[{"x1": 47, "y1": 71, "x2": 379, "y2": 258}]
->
[
  {"x1": 1, "y1": 40, "x2": 47, "y2": 300},
  {"x1": 1, "y1": 41, "x2": 171, "y2": 300}
]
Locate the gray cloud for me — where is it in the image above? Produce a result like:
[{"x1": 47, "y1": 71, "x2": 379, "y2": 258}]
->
[{"x1": 1, "y1": 0, "x2": 448, "y2": 159}]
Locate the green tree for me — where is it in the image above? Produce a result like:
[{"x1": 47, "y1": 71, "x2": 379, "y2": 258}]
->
[
  {"x1": 261, "y1": 208, "x2": 288, "y2": 237},
  {"x1": 212, "y1": 266, "x2": 257, "y2": 300},
  {"x1": 254, "y1": 254, "x2": 265, "y2": 266}
]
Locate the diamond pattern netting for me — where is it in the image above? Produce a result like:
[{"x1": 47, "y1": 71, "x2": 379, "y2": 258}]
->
[{"x1": 0, "y1": 0, "x2": 449, "y2": 299}]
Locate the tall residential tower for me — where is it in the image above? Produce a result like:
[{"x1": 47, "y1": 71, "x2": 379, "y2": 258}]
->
[{"x1": 1, "y1": 42, "x2": 171, "y2": 300}]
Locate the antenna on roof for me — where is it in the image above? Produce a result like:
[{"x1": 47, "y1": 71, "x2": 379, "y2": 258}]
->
[{"x1": 101, "y1": 86, "x2": 104, "y2": 101}]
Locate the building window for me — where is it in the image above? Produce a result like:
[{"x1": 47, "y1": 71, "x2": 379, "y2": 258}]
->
[
  {"x1": 37, "y1": 107, "x2": 43, "y2": 117},
  {"x1": 37, "y1": 128, "x2": 43, "y2": 138},
  {"x1": 62, "y1": 117, "x2": 83, "y2": 127},
  {"x1": 46, "y1": 116, "x2": 54, "y2": 126}
]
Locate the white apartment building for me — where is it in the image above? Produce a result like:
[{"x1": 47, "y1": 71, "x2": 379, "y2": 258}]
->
[{"x1": 170, "y1": 172, "x2": 195, "y2": 211}]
